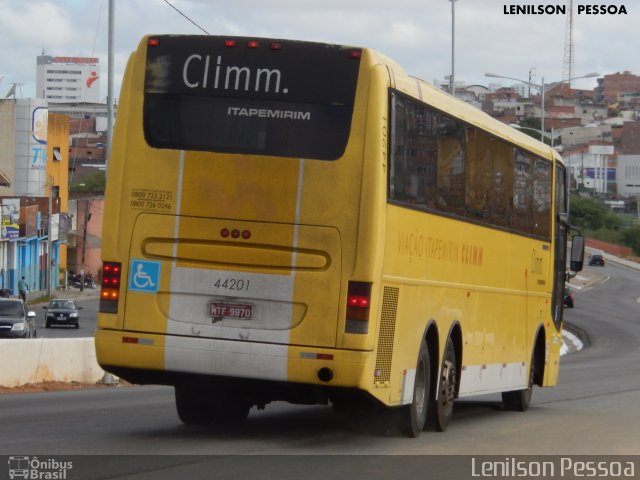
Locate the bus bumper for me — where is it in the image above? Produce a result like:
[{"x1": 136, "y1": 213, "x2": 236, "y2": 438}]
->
[{"x1": 95, "y1": 329, "x2": 374, "y2": 393}]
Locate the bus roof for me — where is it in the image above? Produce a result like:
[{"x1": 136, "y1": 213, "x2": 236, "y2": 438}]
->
[{"x1": 366, "y1": 47, "x2": 560, "y2": 163}]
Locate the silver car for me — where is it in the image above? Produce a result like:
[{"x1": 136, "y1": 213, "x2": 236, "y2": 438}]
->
[{"x1": 0, "y1": 298, "x2": 37, "y2": 339}]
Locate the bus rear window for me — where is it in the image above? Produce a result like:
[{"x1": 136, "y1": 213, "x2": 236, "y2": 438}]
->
[{"x1": 143, "y1": 36, "x2": 361, "y2": 160}]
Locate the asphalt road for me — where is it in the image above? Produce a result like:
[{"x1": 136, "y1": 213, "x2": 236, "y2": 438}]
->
[
  {"x1": 1, "y1": 261, "x2": 638, "y2": 478},
  {"x1": 29, "y1": 294, "x2": 99, "y2": 339}
]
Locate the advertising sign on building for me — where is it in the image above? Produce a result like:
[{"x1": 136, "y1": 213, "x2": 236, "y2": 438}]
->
[
  {"x1": 589, "y1": 145, "x2": 615, "y2": 155},
  {"x1": 1, "y1": 199, "x2": 20, "y2": 239},
  {"x1": 586, "y1": 167, "x2": 616, "y2": 181}
]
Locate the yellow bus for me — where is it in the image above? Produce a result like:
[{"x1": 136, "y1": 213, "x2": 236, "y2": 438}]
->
[{"x1": 95, "y1": 34, "x2": 584, "y2": 437}]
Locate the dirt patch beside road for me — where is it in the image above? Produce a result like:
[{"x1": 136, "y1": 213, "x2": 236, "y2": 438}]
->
[{"x1": 0, "y1": 381, "x2": 126, "y2": 395}]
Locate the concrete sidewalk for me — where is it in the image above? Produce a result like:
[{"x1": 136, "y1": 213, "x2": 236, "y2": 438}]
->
[{"x1": 25, "y1": 286, "x2": 100, "y2": 306}]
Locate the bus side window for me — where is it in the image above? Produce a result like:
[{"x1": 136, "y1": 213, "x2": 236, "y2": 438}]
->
[
  {"x1": 436, "y1": 117, "x2": 466, "y2": 214},
  {"x1": 389, "y1": 93, "x2": 437, "y2": 209}
]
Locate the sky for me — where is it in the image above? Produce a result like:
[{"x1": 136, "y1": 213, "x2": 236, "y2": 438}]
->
[{"x1": 0, "y1": 0, "x2": 636, "y2": 101}]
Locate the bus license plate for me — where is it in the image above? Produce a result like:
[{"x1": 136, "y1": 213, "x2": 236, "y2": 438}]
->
[{"x1": 209, "y1": 302, "x2": 253, "y2": 320}]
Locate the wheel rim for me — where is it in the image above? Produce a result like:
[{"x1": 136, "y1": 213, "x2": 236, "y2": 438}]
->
[
  {"x1": 414, "y1": 358, "x2": 427, "y2": 418},
  {"x1": 440, "y1": 359, "x2": 456, "y2": 410}
]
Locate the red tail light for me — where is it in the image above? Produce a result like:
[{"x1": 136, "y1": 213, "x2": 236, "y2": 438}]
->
[
  {"x1": 345, "y1": 281, "x2": 372, "y2": 334},
  {"x1": 100, "y1": 261, "x2": 122, "y2": 313}
]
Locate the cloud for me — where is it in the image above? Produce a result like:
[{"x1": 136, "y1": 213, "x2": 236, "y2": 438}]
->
[{"x1": 0, "y1": 0, "x2": 636, "y2": 99}]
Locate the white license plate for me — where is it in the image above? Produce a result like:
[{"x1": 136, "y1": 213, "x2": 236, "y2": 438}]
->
[{"x1": 209, "y1": 302, "x2": 253, "y2": 320}]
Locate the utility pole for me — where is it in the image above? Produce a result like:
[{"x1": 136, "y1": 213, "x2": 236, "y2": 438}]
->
[
  {"x1": 107, "y1": 0, "x2": 115, "y2": 169},
  {"x1": 449, "y1": 0, "x2": 458, "y2": 96},
  {"x1": 80, "y1": 202, "x2": 91, "y2": 292},
  {"x1": 46, "y1": 176, "x2": 53, "y2": 298}
]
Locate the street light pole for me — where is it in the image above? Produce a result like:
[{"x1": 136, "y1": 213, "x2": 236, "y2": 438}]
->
[
  {"x1": 509, "y1": 124, "x2": 559, "y2": 147},
  {"x1": 47, "y1": 176, "x2": 53, "y2": 298},
  {"x1": 449, "y1": 0, "x2": 458, "y2": 95},
  {"x1": 485, "y1": 71, "x2": 599, "y2": 143},
  {"x1": 106, "y1": 0, "x2": 114, "y2": 169}
]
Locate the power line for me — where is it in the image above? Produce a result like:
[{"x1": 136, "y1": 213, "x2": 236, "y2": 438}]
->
[{"x1": 161, "y1": 0, "x2": 210, "y2": 35}]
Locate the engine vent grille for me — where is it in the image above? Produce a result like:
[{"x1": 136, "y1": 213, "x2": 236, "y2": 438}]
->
[{"x1": 374, "y1": 286, "x2": 399, "y2": 385}]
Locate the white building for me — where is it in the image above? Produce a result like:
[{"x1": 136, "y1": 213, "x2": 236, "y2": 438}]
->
[
  {"x1": 0, "y1": 98, "x2": 49, "y2": 196},
  {"x1": 36, "y1": 55, "x2": 100, "y2": 104},
  {"x1": 617, "y1": 155, "x2": 640, "y2": 197}
]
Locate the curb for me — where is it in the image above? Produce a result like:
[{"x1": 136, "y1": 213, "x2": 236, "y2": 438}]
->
[{"x1": 561, "y1": 322, "x2": 590, "y2": 356}]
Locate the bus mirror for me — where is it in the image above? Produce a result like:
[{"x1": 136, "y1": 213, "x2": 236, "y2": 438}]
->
[
  {"x1": 558, "y1": 213, "x2": 569, "y2": 225},
  {"x1": 570, "y1": 234, "x2": 585, "y2": 272}
]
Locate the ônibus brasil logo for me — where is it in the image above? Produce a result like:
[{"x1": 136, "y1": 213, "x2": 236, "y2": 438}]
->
[{"x1": 7, "y1": 456, "x2": 73, "y2": 479}]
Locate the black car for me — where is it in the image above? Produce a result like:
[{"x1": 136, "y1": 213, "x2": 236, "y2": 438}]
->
[
  {"x1": 589, "y1": 254, "x2": 605, "y2": 266},
  {"x1": 43, "y1": 299, "x2": 82, "y2": 328},
  {"x1": 0, "y1": 298, "x2": 37, "y2": 338}
]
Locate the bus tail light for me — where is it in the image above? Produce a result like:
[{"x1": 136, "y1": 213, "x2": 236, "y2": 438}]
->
[
  {"x1": 100, "y1": 262, "x2": 122, "y2": 314},
  {"x1": 345, "y1": 281, "x2": 371, "y2": 334}
]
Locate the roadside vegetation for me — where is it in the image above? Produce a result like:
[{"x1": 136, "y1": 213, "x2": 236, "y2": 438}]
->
[{"x1": 569, "y1": 194, "x2": 640, "y2": 255}]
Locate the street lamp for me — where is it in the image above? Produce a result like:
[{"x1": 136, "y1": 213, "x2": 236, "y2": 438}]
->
[
  {"x1": 449, "y1": 0, "x2": 459, "y2": 95},
  {"x1": 485, "y1": 71, "x2": 599, "y2": 142},
  {"x1": 509, "y1": 124, "x2": 561, "y2": 148}
]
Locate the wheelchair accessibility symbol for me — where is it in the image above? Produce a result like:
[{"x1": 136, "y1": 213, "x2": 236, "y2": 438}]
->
[{"x1": 129, "y1": 260, "x2": 160, "y2": 293}]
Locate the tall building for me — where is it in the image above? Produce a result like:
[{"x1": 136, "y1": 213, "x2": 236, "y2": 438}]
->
[{"x1": 36, "y1": 55, "x2": 100, "y2": 104}]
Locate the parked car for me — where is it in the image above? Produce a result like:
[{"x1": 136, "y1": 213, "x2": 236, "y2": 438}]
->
[
  {"x1": 563, "y1": 290, "x2": 575, "y2": 308},
  {"x1": 589, "y1": 254, "x2": 605, "y2": 266},
  {"x1": 43, "y1": 299, "x2": 82, "y2": 329},
  {"x1": 0, "y1": 298, "x2": 37, "y2": 338}
]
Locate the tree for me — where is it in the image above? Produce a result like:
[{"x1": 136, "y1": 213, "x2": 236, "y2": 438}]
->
[
  {"x1": 569, "y1": 195, "x2": 612, "y2": 231},
  {"x1": 620, "y1": 227, "x2": 640, "y2": 256}
]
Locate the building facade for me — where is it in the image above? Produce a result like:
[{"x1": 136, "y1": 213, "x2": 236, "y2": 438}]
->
[
  {"x1": 0, "y1": 98, "x2": 69, "y2": 295},
  {"x1": 36, "y1": 55, "x2": 101, "y2": 104}
]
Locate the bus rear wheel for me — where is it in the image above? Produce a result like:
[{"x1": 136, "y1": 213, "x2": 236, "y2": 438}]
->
[
  {"x1": 429, "y1": 337, "x2": 457, "y2": 432},
  {"x1": 403, "y1": 340, "x2": 430, "y2": 437},
  {"x1": 175, "y1": 387, "x2": 250, "y2": 426},
  {"x1": 175, "y1": 387, "x2": 214, "y2": 425}
]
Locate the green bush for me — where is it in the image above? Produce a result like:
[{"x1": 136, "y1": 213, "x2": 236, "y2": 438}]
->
[{"x1": 620, "y1": 227, "x2": 640, "y2": 256}]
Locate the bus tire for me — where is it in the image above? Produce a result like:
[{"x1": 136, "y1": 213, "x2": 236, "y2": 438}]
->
[
  {"x1": 175, "y1": 387, "x2": 213, "y2": 425},
  {"x1": 429, "y1": 337, "x2": 457, "y2": 432},
  {"x1": 403, "y1": 340, "x2": 431, "y2": 437},
  {"x1": 502, "y1": 351, "x2": 536, "y2": 412}
]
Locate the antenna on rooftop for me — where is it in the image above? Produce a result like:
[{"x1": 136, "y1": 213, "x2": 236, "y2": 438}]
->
[{"x1": 562, "y1": 0, "x2": 575, "y2": 87}]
